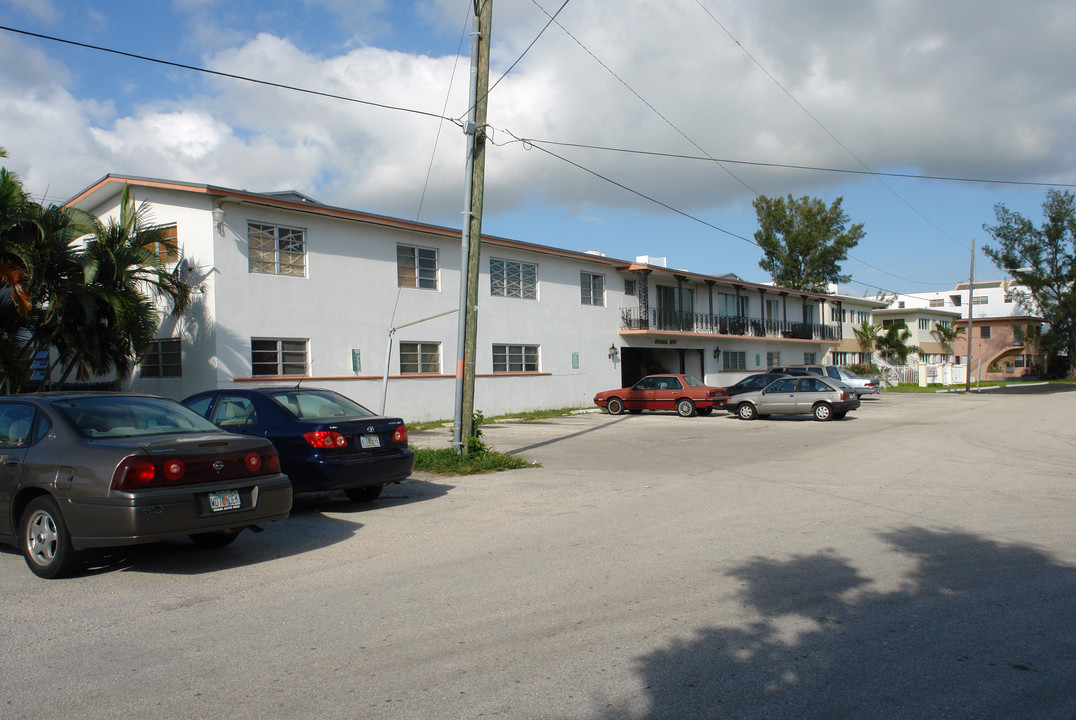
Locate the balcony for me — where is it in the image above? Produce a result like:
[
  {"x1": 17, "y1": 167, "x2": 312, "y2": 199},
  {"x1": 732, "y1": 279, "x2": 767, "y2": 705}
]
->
[{"x1": 620, "y1": 307, "x2": 841, "y2": 341}]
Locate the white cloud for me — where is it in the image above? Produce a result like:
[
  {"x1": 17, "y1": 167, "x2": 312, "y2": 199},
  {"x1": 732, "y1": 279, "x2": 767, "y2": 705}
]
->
[{"x1": 4, "y1": 0, "x2": 1076, "y2": 227}]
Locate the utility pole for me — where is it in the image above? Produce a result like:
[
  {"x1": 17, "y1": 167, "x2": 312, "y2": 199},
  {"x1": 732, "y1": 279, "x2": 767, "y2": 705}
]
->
[
  {"x1": 453, "y1": 0, "x2": 492, "y2": 454},
  {"x1": 965, "y1": 238, "x2": 975, "y2": 392}
]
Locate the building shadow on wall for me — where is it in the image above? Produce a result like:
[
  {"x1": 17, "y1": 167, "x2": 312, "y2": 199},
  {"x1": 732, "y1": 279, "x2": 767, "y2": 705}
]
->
[{"x1": 600, "y1": 527, "x2": 1076, "y2": 719}]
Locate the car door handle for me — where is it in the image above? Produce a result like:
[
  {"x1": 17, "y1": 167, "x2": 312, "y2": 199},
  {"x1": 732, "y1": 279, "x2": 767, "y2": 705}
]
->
[{"x1": 3, "y1": 458, "x2": 19, "y2": 467}]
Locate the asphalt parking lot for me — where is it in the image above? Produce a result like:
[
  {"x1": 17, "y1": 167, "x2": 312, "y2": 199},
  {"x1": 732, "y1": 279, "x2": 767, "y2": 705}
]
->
[{"x1": 2, "y1": 389, "x2": 1075, "y2": 719}]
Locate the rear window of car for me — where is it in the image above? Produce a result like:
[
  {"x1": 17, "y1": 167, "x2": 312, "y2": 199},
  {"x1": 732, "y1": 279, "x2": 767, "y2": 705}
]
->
[
  {"x1": 55, "y1": 396, "x2": 221, "y2": 438},
  {"x1": 265, "y1": 390, "x2": 375, "y2": 420},
  {"x1": 683, "y1": 376, "x2": 707, "y2": 387}
]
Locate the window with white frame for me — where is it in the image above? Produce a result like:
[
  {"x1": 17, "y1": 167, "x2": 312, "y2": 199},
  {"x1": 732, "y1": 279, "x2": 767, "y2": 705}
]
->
[
  {"x1": 580, "y1": 272, "x2": 605, "y2": 306},
  {"x1": 248, "y1": 223, "x2": 306, "y2": 277},
  {"x1": 767, "y1": 299, "x2": 780, "y2": 322},
  {"x1": 141, "y1": 338, "x2": 181, "y2": 377},
  {"x1": 804, "y1": 352, "x2": 817, "y2": 364},
  {"x1": 399, "y1": 341, "x2": 441, "y2": 374},
  {"x1": 397, "y1": 245, "x2": 438, "y2": 289},
  {"x1": 972, "y1": 295, "x2": 989, "y2": 305},
  {"x1": 251, "y1": 338, "x2": 308, "y2": 376},
  {"x1": 723, "y1": 351, "x2": 746, "y2": 371},
  {"x1": 493, "y1": 344, "x2": 539, "y2": 372},
  {"x1": 919, "y1": 318, "x2": 932, "y2": 330},
  {"x1": 490, "y1": 258, "x2": 537, "y2": 299},
  {"x1": 624, "y1": 278, "x2": 636, "y2": 296}
]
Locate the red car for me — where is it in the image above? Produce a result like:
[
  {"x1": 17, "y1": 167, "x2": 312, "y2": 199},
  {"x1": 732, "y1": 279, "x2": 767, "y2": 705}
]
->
[{"x1": 594, "y1": 374, "x2": 729, "y2": 417}]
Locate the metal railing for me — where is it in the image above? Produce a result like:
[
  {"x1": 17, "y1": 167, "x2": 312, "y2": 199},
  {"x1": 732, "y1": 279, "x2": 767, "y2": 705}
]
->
[{"x1": 620, "y1": 307, "x2": 840, "y2": 341}]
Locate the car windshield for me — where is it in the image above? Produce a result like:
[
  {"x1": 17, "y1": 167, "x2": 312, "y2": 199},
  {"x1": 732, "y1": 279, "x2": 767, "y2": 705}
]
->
[
  {"x1": 55, "y1": 396, "x2": 221, "y2": 438},
  {"x1": 683, "y1": 376, "x2": 706, "y2": 387},
  {"x1": 265, "y1": 389, "x2": 375, "y2": 420}
]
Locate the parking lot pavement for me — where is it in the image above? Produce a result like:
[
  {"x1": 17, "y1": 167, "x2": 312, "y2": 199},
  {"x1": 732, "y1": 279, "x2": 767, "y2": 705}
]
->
[{"x1": 3, "y1": 391, "x2": 1076, "y2": 719}]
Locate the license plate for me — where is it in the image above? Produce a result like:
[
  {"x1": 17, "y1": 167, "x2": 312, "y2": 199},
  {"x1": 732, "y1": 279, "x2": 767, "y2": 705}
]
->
[
  {"x1": 360, "y1": 434, "x2": 381, "y2": 449},
  {"x1": 208, "y1": 489, "x2": 242, "y2": 512}
]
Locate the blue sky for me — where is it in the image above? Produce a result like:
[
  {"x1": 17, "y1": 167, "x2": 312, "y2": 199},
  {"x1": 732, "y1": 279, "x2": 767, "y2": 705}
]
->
[{"x1": 2, "y1": 0, "x2": 1075, "y2": 298}]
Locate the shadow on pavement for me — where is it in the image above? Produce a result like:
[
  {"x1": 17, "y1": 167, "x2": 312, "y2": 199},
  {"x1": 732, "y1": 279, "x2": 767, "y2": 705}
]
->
[{"x1": 597, "y1": 527, "x2": 1076, "y2": 719}]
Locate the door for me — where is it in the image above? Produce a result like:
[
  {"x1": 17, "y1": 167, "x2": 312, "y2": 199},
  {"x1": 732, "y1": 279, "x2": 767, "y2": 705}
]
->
[
  {"x1": 0, "y1": 403, "x2": 37, "y2": 537},
  {"x1": 758, "y1": 378, "x2": 798, "y2": 414}
]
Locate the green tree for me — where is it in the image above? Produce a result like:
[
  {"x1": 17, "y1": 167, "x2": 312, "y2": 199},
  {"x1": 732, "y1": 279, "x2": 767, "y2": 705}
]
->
[
  {"x1": 875, "y1": 321, "x2": 921, "y2": 365},
  {"x1": 753, "y1": 194, "x2": 865, "y2": 292},
  {"x1": 982, "y1": 188, "x2": 1076, "y2": 377},
  {"x1": 852, "y1": 320, "x2": 881, "y2": 360},
  {"x1": 56, "y1": 184, "x2": 189, "y2": 385},
  {"x1": 930, "y1": 322, "x2": 964, "y2": 359}
]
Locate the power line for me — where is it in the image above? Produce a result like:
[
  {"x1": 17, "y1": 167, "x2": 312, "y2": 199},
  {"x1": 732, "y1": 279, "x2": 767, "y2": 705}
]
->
[
  {"x1": 511, "y1": 137, "x2": 1076, "y2": 189},
  {"x1": 0, "y1": 25, "x2": 459, "y2": 126}
]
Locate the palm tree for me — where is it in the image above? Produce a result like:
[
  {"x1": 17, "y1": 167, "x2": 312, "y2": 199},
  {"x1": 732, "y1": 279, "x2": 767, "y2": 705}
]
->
[
  {"x1": 876, "y1": 321, "x2": 921, "y2": 365},
  {"x1": 930, "y1": 322, "x2": 965, "y2": 361},
  {"x1": 852, "y1": 320, "x2": 881, "y2": 363},
  {"x1": 55, "y1": 184, "x2": 190, "y2": 386}
]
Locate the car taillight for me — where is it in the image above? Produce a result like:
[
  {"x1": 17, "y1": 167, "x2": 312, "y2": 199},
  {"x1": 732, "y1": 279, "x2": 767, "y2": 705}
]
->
[
  {"x1": 393, "y1": 424, "x2": 408, "y2": 444},
  {"x1": 162, "y1": 459, "x2": 186, "y2": 482},
  {"x1": 111, "y1": 447, "x2": 280, "y2": 491},
  {"x1": 304, "y1": 430, "x2": 349, "y2": 448}
]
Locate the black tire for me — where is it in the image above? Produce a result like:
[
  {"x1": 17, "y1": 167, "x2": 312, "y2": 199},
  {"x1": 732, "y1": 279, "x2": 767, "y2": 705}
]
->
[
  {"x1": 813, "y1": 403, "x2": 834, "y2": 421},
  {"x1": 189, "y1": 530, "x2": 241, "y2": 548},
  {"x1": 696, "y1": 407, "x2": 713, "y2": 416},
  {"x1": 606, "y1": 397, "x2": 626, "y2": 415},
  {"x1": 345, "y1": 484, "x2": 383, "y2": 503},
  {"x1": 737, "y1": 402, "x2": 757, "y2": 421},
  {"x1": 21, "y1": 496, "x2": 79, "y2": 579},
  {"x1": 676, "y1": 399, "x2": 697, "y2": 417}
]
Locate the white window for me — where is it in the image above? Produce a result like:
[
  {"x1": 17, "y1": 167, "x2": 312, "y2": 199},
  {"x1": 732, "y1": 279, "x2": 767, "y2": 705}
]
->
[
  {"x1": 804, "y1": 352, "x2": 817, "y2": 364},
  {"x1": 972, "y1": 295, "x2": 989, "y2": 305},
  {"x1": 624, "y1": 279, "x2": 636, "y2": 296},
  {"x1": 581, "y1": 272, "x2": 605, "y2": 306},
  {"x1": 248, "y1": 223, "x2": 305, "y2": 277},
  {"x1": 767, "y1": 299, "x2": 781, "y2": 321},
  {"x1": 141, "y1": 339, "x2": 181, "y2": 378},
  {"x1": 251, "y1": 338, "x2": 308, "y2": 376},
  {"x1": 490, "y1": 259, "x2": 537, "y2": 299},
  {"x1": 400, "y1": 342, "x2": 441, "y2": 374},
  {"x1": 397, "y1": 245, "x2": 438, "y2": 289},
  {"x1": 723, "y1": 351, "x2": 746, "y2": 371},
  {"x1": 919, "y1": 318, "x2": 931, "y2": 330},
  {"x1": 493, "y1": 344, "x2": 539, "y2": 372}
]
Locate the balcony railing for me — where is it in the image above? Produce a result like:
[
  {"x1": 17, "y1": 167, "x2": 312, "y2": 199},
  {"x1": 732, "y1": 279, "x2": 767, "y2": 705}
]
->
[{"x1": 620, "y1": 307, "x2": 841, "y2": 341}]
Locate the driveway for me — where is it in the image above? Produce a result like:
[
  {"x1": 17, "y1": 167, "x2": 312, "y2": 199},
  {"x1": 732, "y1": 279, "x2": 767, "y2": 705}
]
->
[{"x1": 2, "y1": 391, "x2": 1075, "y2": 719}]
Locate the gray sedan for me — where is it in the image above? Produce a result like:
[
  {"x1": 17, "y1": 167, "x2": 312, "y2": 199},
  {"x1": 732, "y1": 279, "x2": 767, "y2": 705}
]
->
[
  {"x1": 728, "y1": 376, "x2": 860, "y2": 421},
  {"x1": 0, "y1": 393, "x2": 292, "y2": 578}
]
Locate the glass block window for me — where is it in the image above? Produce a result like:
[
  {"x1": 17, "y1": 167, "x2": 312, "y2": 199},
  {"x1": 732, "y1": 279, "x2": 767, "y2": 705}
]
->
[
  {"x1": 493, "y1": 344, "x2": 539, "y2": 372},
  {"x1": 397, "y1": 245, "x2": 438, "y2": 289},
  {"x1": 248, "y1": 223, "x2": 306, "y2": 277},
  {"x1": 490, "y1": 259, "x2": 537, "y2": 299},
  {"x1": 251, "y1": 338, "x2": 308, "y2": 376}
]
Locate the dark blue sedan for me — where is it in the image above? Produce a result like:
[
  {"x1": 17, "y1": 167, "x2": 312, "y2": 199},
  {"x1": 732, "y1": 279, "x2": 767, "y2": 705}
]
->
[{"x1": 182, "y1": 387, "x2": 414, "y2": 502}]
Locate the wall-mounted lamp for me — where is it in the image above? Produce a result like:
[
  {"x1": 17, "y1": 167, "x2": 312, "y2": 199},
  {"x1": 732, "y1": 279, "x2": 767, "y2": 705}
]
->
[
  {"x1": 608, "y1": 344, "x2": 617, "y2": 360},
  {"x1": 713, "y1": 346, "x2": 721, "y2": 360},
  {"x1": 211, "y1": 206, "x2": 225, "y2": 236}
]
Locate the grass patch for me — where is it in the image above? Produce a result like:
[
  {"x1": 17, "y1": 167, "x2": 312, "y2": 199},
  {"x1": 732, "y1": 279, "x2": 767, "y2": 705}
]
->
[
  {"x1": 406, "y1": 406, "x2": 587, "y2": 432},
  {"x1": 414, "y1": 447, "x2": 534, "y2": 475}
]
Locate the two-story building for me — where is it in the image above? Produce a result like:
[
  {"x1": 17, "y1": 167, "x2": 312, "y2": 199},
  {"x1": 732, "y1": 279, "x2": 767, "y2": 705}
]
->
[{"x1": 67, "y1": 174, "x2": 852, "y2": 420}]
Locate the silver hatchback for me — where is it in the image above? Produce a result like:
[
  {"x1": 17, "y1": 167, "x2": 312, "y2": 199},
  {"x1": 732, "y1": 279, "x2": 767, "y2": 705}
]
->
[{"x1": 728, "y1": 376, "x2": 860, "y2": 421}]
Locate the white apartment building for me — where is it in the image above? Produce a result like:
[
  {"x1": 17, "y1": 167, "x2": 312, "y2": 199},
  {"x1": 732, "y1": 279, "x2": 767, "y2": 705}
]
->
[{"x1": 68, "y1": 175, "x2": 854, "y2": 421}]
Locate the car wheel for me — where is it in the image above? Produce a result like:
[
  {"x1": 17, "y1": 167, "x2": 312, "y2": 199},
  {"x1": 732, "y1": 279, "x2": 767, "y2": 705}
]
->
[
  {"x1": 606, "y1": 397, "x2": 625, "y2": 415},
  {"x1": 676, "y1": 399, "x2": 697, "y2": 417},
  {"x1": 737, "y1": 402, "x2": 757, "y2": 421},
  {"x1": 345, "y1": 485, "x2": 383, "y2": 503},
  {"x1": 189, "y1": 530, "x2": 241, "y2": 548},
  {"x1": 813, "y1": 403, "x2": 834, "y2": 421},
  {"x1": 696, "y1": 407, "x2": 713, "y2": 416},
  {"x1": 21, "y1": 496, "x2": 79, "y2": 579}
]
